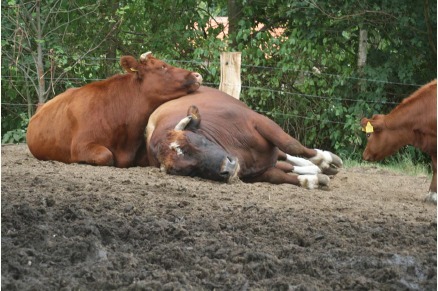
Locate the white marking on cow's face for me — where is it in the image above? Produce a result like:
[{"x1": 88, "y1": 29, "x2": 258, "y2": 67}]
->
[{"x1": 169, "y1": 142, "x2": 184, "y2": 156}]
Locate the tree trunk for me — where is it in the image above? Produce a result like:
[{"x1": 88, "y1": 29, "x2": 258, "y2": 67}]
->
[
  {"x1": 36, "y1": 0, "x2": 46, "y2": 104},
  {"x1": 227, "y1": 0, "x2": 242, "y2": 50},
  {"x1": 357, "y1": 29, "x2": 367, "y2": 72}
]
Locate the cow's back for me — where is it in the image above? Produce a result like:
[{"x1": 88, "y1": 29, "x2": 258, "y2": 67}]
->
[
  {"x1": 148, "y1": 86, "x2": 250, "y2": 145},
  {"x1": 27, "y1": 88, "x2": 81, "y2": 162},
  {"x1": 26, "y1": 78, "x2": 135, "y2": 163}
]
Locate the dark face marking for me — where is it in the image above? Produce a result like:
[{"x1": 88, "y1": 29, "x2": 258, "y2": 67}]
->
[{"x1": 158, "y1": 131, "x2": 239, "y2": 182}]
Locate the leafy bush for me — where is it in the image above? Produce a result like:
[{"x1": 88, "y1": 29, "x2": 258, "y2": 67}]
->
[{"x1": 2, "y1": 113, "x2": 28, "y2": 144}]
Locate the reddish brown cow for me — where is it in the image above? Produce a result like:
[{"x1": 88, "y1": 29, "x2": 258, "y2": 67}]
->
[
  {"x1": 146, "y1": 86, "x2": 343, "y2": 189},
  {"x1": 361, "y1": 79, "x2": 437, "y2": 203},
  {"x1": 26, "y1": 52, "x2": 202, "y2": 167}
]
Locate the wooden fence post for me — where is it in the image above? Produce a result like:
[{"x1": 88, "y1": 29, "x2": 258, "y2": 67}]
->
[{"x1": 219, "y1": 52, "x2": 241, "y2": 99}]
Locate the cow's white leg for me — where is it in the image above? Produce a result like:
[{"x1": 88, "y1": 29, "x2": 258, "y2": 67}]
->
[
  {"x1": 298, "y1": 174, "x2": 330, "y2": 190},
  {"x1": 285, "y1": 154, "x2": 314, "y2": 166},
  {"x1": 309, "y1": 149, "x2": 343, "y2": 175},
  {"x1": 293, "y1": 166, "x2": 321, "y2": 175},
  {"x1": 284, "y1": 154, "x2": 321, "y2": 175},
  {"x1": 424, "y1": 191, "x2": 437, "y2": 204}
]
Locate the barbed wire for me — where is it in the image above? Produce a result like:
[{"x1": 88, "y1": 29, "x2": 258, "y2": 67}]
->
[
  {"x1": 241, "y1": 85, "x2": 400, "y2": 105},
  {"x1": 0, "y1": 78, "x2": 401, "y2": 109},
  {"x1": 2, "y1": 57, "x2": 424, "y2": 87},
  {"x1": 1, "y1": 59, "x2": 425, "y2": 127}
]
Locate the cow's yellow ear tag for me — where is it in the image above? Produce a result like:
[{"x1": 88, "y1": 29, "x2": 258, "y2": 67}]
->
[{"x1": 362, "y1": 121, "x2": 374, "y2": 133}]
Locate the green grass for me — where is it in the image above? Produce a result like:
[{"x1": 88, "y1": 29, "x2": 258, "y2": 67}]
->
[{"x1": 344, "y1": 152, "x2": 432, "y2": 178}]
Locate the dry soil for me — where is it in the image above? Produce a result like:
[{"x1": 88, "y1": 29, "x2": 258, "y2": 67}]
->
[{"x1": 1, "y1": 144, "x2": 436, "y2": 290}]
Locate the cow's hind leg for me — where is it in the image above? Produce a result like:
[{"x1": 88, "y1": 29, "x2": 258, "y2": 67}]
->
[
  {"x1": 72, "y1": 142, "x2": 114, "y2": 166},
  {"x1": 425, "y1": 155, "x2": 437, "y2": 203},
  {"x1": 278, "y1": 150, "x2": 341, "y2": 175},
  {"x1": 276, "y1": 159, "x2": 322, "y2": 175},
  {"x1": 243, "y1": 167, "x2": 330, "y2": 190},
  {"x1": 255, "y1": 119, "x2": 343, "y2": 175}
]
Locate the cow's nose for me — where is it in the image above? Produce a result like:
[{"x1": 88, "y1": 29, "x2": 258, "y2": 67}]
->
[
  {"x1": 220, "y1": 156, "x2": 238, "y2": 178},
  {"x1": 362, "y1": 151, "x2": 373, "y2": 162},
  {"x1": 192, "y1": 72, "x2": 203, "y2": 84}
]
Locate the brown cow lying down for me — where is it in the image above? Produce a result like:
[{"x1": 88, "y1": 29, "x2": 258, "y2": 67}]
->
[
  {"x1": 361, "y1": 79, "x2": 437, "y2": 203},
  {"x1": 146, "y1": 86, "x2": 343, "y2": 189},
  {"x1": 26, "y1": 52, "x2": 202, "y2": 168}
]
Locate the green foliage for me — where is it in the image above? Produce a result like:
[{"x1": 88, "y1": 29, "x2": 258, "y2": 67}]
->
[{"x1": 2, "y1": 112, "x2": 28, "y2": 144}]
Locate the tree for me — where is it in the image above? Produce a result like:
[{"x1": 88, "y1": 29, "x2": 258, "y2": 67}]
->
[
  {"x1": 2, "y1": 0, "x2": 122, "y2": 104},
  {"x1": 1, "y1": 0, "x2": 123, "y2": 142}
]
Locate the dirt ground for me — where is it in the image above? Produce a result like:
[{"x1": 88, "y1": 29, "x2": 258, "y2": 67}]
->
[{"x1": 1, "y1": 143, "x2": 436, "y2": 290}]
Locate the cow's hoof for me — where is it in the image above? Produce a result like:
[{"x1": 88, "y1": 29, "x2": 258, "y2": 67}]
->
[
  {"x1": 317, "y1": 174, "x2": 330, "y2": 188},
  {"x1": 309, "y1": 150, "x2": 343, "y2": 176},
  {"x1": 298, "y1": 174, "x2": 330, "y2": 190},
  {"x1": 424, "y1": 191, "x2": 437, "y2": 204},
  {"x1": 322, "y1": 165, "x2": 340, "y2": 176}
]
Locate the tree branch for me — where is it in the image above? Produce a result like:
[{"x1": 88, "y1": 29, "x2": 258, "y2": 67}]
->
[
  {"x1": 305, "y1": 0, "x2": 397, "y2": 23},
  {"x1": 47, "y1": 19, "x2": 123, "y2": 96}
]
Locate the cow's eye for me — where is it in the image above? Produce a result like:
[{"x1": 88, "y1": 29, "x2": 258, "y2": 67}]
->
[{"x1": 366, "y1": 133, "x2": 371, "y2": 138}]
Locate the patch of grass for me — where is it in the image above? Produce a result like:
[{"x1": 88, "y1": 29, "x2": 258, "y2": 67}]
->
[{"x1": 344, "y1": 153, "x2": 432, "y2": 178}]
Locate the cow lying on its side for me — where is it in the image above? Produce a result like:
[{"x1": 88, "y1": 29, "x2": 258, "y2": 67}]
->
[
  {"x1": 146, "y1": 86, "x2": 343, "y2": 189},
  {"x1": 361, "y1": 79, "x2": 437, "y2": 203},
  {"x1": 26, "y1": 52, "x2": 202, "y2": 168}
]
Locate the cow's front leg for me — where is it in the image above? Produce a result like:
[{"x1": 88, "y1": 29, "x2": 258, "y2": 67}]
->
[
  {"x1": 308, "y1": 149, "x2": 343, "y2": 175},
  {"x1": 280, "y1": 155, "x2": 322, "y2": 175},
  {"x1": 72, "y1": 142, "x2": 115, "y2": 166}
]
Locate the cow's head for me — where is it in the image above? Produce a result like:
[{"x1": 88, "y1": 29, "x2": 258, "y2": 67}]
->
[
  {"x1": 361, "y1": 114, "x2": 402, "y2": 161},
  {"x1": 120, "y1": 52, "x2": 202, "y2": 100},
  {"x1": 156, "y1": 106, "x2": 240, "y2": 182}
]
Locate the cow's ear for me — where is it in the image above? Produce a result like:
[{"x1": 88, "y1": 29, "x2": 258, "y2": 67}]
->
[
  {"x1": 360, "y1": 117, "x2": 369, "y2": 131},
  {"x1": 370, "y1": 114, "x2": 386, "y2": 132},
  {"x1": 371, "y1": 119, "x2": 384, "y2": 132},
  {"x1": 361, "y1": 115, "x2": 384, "y2": 133},
  {"x1": 120, "y1": 56, "x2": 140, "y2": 74},
  {"x1": 361, "y1": 114, "x2": 385, "y2": 133},
  {"x1": 186, "y1": 106, "x2": 201, "y2": 130}
]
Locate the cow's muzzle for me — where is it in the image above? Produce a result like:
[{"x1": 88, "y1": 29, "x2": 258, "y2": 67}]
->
[
  {"x1": 184, "y1": 72, "x2": 203, "y2": 93},
  {"x1": 362, "y1": 150, "x2": 377, "y2": 162},
  {"x1": 192, "y1": 72, "x2": 203, "y2": 85},
  {"x1": 220, "y1": 156, "x2": 240, "y2": 183}
]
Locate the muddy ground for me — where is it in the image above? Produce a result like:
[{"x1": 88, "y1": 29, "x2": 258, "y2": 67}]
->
[{"x1": 1, "y1": 144, "x2": 436, "y2": 290}]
